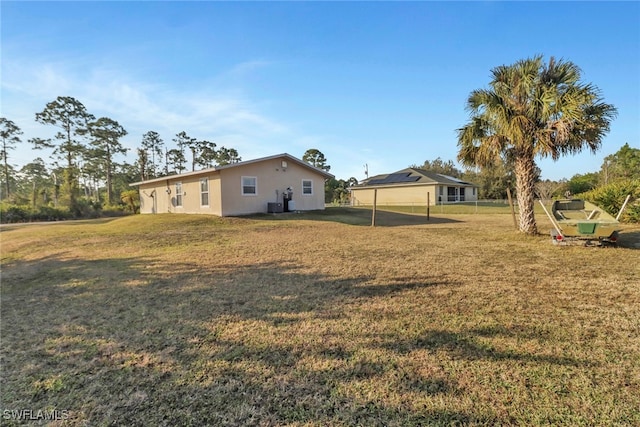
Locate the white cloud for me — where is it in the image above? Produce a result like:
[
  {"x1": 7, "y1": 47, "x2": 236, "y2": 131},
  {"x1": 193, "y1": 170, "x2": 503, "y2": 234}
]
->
[
  {"x1": 2, "y1": 60, "x2": 72, "y2": 100},
  {"x1": 1, "y1": 58, "x2": 293, "y2": 168},
  {"x1": 226, "y1": 60, "x2": 273, "y2": 78}
]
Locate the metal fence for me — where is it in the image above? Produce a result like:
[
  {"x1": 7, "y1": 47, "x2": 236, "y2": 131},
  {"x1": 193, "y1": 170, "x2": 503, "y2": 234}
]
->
[{"x1": 335, "y1": 199, "x2": 516, "y2": 215}]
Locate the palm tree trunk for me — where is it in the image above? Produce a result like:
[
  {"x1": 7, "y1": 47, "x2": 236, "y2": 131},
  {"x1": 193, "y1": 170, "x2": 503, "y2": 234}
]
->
[{"x1": 514, "y1": 154, "x2": 538, "y2": 235}]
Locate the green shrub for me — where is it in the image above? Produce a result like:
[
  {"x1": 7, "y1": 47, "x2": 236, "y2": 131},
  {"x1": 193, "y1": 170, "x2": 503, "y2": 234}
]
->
[
  {"x1": 0, "y1": 205, "x2": 29, "y2": 223},
  {"x1": 0, "y1": 204, "x2": 71, "y2": 223},
  {"x1": 74, "y1": 199, "x2": 102, "y2": 219},
  {"x1": 0, "y1": 200, "x2": 133, "y2": 223},
  {"x1": 120, "y1": 190, "x2": 140, "y2": 214},
  {"x1": 623, "y1": 200, "x2": 640, "y2": 223},
  {"x1": 101, "y1": 204, "x2": 129, "y2": 217},
  {"x1": 577, "y1": 179, "x2": 640, "y2": 223},
  {"x1": 34, "y1": 206, "x2": 70, "y2": 221}
]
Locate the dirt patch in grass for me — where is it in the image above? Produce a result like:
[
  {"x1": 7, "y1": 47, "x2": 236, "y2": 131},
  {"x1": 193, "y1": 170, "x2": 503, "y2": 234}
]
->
[{"x1": 1, "y1": 211, "x2": 639, "y2": 425}]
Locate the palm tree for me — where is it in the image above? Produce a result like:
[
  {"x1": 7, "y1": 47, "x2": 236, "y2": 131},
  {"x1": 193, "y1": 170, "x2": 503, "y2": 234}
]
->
[{"x1": 457, "y1": 56, "x2": 617, "y2": 234}]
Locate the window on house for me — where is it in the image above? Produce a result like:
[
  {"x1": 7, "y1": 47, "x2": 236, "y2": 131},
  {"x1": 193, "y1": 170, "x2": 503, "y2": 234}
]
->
[
  {"x1": 439, "y1": 186, "x2": 444, "y2": 196},
  {"x1": 242, "y1": 176, "x2": 257, "y2": 195},
  {"x1": 472, "y1": 187, "x2": 476, "y2": 196},
  {"x1": 175, "y1": 182, "x2": 183, "y2": 207},
  {"x1": 447, "y1": 186, "x2": 456, "y2": 202},
  {"x1": 302, "y1": 179, "x2": 313, "y2": 195},
  {"x1": 200, "y1": 178, "x2": 209, "y2": 206}
]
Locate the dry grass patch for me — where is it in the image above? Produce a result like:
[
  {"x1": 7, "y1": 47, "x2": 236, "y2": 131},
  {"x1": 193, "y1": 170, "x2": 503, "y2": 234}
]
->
[{"x1": 1, "y1": 209, "x2": 639, "y2": 425}]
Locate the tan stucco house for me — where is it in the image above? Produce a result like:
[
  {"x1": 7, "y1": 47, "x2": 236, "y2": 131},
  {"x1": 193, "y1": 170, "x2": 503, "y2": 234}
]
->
[
  {"x1": 350, "y1": 168, "x2": 478, "y2": 206},
  {"x1": 131, "y1": 153, "x2": 333, "y2": 216}
]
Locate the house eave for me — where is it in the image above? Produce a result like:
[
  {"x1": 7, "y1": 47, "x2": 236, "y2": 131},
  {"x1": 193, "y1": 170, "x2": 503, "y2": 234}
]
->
[
  {"x1": 130, "y1": 153, "x2": 334, "y2": 187},
  {"x1": 352, "y1": 181, "x2": 479, "y2": 190}
]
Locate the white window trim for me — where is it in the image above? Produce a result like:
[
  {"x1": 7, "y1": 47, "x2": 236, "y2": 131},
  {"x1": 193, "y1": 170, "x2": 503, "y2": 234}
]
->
[
  {"x1": 241, "y1": 176, "x2": 257, "y2": 196},
  {"x1": 200, "y1": 177, "x2": 209, "y2": 207},
  {"x1": 175, "y1": 182, "x2": 183, "y2": 208},
  {"x1": 302, "y1": 179, "x2": 313, "y2": 196}
]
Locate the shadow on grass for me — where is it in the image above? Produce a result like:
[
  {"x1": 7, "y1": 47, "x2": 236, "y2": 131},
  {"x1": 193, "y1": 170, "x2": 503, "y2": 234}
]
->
[
  {"x1": 618, "y1": 230, "x2": 640, "y2": 249},
  {"x1": 248, "y1": 207, "x2": 463, "y2": 227},
  {"x1": 0, "y1": 217, "x2": 122, "y2": 232},
  {"x1": 382, "y1": 329, "x2": 592, "y2": 368},
  {"x1": 1, "y1": 254, "x2": 572, "y2": 426}
]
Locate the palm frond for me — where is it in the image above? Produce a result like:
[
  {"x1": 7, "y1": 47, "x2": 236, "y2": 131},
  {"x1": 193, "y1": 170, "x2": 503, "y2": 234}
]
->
[{"x1": 456, "y1": 55, "x2": 617, "y2": 233}]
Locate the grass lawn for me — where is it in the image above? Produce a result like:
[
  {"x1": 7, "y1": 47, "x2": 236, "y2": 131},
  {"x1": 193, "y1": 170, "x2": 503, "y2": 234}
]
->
[{"x1": 1, "y1": 209, "x2": 639, "y2": 426}]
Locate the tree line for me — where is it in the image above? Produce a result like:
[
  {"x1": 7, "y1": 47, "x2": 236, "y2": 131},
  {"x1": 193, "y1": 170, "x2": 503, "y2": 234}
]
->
[
  {"x1": 301, "y1": 148, "x2": 359, "y2": 205},
  {"x1": 3, "y1": 54, "x2": 638, "y2": 230},
  {"x1": 0, "y1": 97, "x2": 358, "y2": 221},
  {"x1": 0, "y1": 96, "x2": 243, "y2": 219},
  {"x1": 412, "y1": 142, "x2": 639, "y2": 203},
  {"x1": 0, "y1": 96, "x2": 359, "y2": 220}
]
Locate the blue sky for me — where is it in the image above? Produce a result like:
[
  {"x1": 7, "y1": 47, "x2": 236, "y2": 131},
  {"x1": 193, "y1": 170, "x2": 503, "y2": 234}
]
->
[{"x1": 2, "y1": 1, "x2": 639, "y2": 182}]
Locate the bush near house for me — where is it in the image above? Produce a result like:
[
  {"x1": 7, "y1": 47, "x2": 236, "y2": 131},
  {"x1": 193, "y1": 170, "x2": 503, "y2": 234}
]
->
[{"x1": 120, "y1": 189, "x2": 140, "y2": 214}]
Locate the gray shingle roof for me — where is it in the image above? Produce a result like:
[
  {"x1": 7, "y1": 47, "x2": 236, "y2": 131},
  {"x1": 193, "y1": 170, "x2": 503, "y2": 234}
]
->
[{"x1": 356, "y1": 168, "x2": 476, "y2": 188}]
